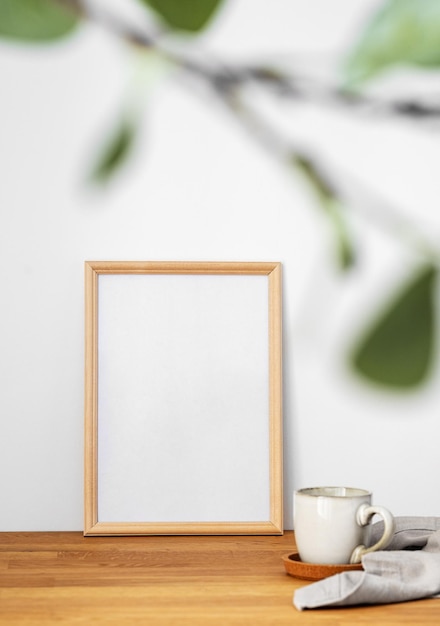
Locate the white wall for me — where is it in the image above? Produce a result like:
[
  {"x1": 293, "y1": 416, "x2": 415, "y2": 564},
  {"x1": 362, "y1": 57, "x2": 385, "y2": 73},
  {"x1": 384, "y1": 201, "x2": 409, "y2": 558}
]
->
[{"x1": 1, "y1": 0, "x2": 439, "y2": 531}]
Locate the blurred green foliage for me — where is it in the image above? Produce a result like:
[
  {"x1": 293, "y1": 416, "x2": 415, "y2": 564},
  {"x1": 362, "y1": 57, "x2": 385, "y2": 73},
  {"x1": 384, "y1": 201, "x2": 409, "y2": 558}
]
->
[
  {"x1": 0, "y1": 0, "x2": 79, "y2": 42},
  {"x1": 0, "y1": 0, "x2": 438, "y2": 391},
  {"x1": 141, "y1": 0, "x2": 224, "y2": 32},
  {"x1": 345, "y1": 0, "x2": 440, "y2": 85},
  {"x1": 293, "y1": 155, "x2": 355, "y2": 270},
  {"x1": 89, "y1": 116, "x2": 138, "y2": 184},
  {"x1": 350, "y1": 265, "x2": 437, "y2": 389}
]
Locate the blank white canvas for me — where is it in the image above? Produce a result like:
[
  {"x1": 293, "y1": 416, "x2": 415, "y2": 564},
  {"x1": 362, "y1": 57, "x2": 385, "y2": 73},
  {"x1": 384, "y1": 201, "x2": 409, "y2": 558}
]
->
[{"x1": 97, "y1": 273, "x2": 270, "y2": 522}]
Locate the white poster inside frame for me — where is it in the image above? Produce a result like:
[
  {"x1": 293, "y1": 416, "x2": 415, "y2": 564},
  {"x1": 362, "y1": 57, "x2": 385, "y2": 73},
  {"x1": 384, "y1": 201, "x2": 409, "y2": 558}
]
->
[{"x1": 84, "y1": 261, "x2": 283, "y2": 536}]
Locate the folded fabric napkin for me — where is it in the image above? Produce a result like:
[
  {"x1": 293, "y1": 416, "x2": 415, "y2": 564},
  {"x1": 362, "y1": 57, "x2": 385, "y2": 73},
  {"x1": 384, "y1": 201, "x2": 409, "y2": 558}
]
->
[{"x1": 294, "y1": 516, "x2": 440, "y2": 610}]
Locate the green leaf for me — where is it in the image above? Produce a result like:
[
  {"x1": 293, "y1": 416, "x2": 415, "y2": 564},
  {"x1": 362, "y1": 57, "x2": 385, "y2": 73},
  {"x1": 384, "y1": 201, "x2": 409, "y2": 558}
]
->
[
  {"x1": 0, "y1": 0, "x2": 79, "y2": 43},
  {"x1": 140, "y1": 0, "x2": 224, "y2": 33},
  {"x1": 344, "y1": 0, "x2": 440, "y2": 85},
  {"x1": 350, "y1": 264, "x2": 438, "y2": 389},
  {"x1": 293, "y1": 155, "x2": 356, "y2": 270},
  {"x1": 89, "y1": 117, "x2": 137, "y2": 184}
]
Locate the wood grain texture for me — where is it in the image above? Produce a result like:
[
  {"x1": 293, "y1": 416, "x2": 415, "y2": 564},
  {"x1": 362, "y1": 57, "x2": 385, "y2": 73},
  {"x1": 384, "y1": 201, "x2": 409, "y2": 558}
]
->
[
  {"x1": 1, "y1": 532, "x2": 439, "y2": 625},
  {"x1": 84, "y1": 261, "x2": 281, "y2": 275},
  {"x1": 84, "y1": 262, "x2": 98, "y2": 534},
  {"x1": 268, "y1": 262, "x2": 283, "y2": 531}
]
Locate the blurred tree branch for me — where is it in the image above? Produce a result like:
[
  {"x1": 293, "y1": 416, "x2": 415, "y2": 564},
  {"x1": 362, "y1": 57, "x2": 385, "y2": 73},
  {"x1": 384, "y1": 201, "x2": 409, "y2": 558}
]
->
[
  {"x1": 59, "y1": 1, "x2": 440, "y2": 120},
  {"x1": 59, "y1": 0, "x2": 439, "y2": 271},
  {"x1": 7, "y1": 0, "x2": 440, "y2": 390}
]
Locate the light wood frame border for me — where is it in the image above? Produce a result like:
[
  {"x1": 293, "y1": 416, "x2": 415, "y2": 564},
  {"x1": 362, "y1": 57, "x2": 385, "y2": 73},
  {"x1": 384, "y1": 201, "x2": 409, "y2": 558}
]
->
[{"x1": 84, "y1": 261, "x2": 283, "y2": 536}]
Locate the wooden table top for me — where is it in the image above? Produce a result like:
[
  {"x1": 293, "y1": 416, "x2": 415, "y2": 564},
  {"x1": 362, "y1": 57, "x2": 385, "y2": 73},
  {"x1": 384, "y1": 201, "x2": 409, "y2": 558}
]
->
[{"x1": 0, "y1": 531, "x2": 438, "y2": 624}]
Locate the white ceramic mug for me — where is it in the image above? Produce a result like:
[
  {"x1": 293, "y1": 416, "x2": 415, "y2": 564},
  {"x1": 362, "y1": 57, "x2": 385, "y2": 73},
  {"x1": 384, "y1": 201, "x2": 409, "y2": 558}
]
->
[{"x1": 293, "y1": 486, "x2": 395, "y2": 564}]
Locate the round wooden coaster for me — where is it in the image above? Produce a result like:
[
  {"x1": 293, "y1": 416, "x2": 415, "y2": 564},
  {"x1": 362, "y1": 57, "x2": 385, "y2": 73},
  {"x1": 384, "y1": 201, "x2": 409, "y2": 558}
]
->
[{"x1": 282, "y1": 551, "x2": 363, "y2": 581}]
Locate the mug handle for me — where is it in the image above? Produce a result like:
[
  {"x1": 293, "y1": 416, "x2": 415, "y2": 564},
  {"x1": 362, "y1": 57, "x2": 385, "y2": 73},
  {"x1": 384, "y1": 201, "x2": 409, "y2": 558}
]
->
[{"x1": 350, "y1": 503, "x2": 395, "y2": 564}]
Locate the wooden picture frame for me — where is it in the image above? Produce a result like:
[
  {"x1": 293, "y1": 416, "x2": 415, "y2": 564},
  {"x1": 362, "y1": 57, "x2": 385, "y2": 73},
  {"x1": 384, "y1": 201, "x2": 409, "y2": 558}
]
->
[{"x1": 84, "y1": 261, "x2": 283, "y2": 536}]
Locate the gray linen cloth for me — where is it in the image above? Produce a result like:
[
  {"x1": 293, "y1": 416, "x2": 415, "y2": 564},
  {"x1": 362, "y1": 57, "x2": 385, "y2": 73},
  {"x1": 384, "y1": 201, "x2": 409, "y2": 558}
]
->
[{"x1": 294, "y1": 516, "x2": 440, "y2": 610}]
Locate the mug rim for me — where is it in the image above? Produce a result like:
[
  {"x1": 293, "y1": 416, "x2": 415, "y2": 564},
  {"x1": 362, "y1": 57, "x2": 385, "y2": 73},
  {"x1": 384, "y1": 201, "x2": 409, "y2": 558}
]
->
[{"x1": 295, "y1": 486, "x2": 371, "y2": 498}]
